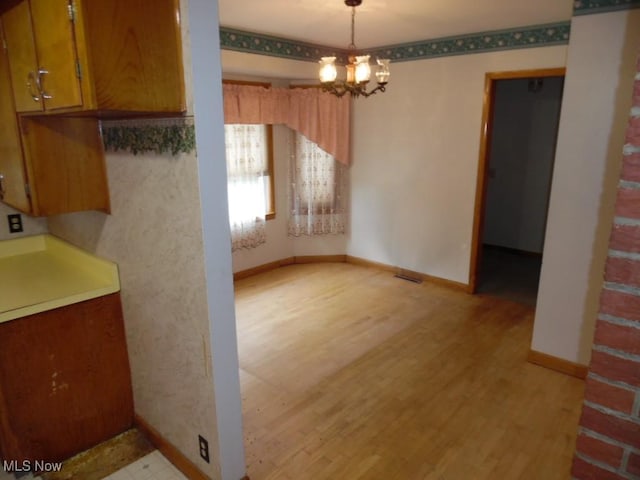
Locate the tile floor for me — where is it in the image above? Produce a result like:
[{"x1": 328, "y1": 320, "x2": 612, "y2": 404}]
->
[
  {"x1": 98, "y1": 451, "x2": 187, "y2": 480},
  {"x1": 477, "y1": 244, "x2": 542, "y2": 306},
  {"x1": 0, "y1": 467, "x2": 40, "y2": 480},
  {"x1": 1, "y1": 451, "x2": 186, "y2": 480}
]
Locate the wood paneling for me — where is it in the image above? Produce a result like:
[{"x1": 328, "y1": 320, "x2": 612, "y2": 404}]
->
[
  {"x1": 345, "y1": 254, "x2": 396, "y2": 273},
  {"x1": 233, "y1": 255, "x2": 468, "y2": 292},
  {"x1": 235, "y1": 263, "x2": 585, "y2": 479},
  {"x1": 29, "y1": 0, "x2": 83, "y2": 111},
  {"x1": 20, "y1": 115, "x2": 110, "y2": 215},
  {"x1": 233, "y1": 256, "x2": 346, "y2": 281},
  {"x1": 295, "y1": 255, "x2": 347, "y2": 264},
  {"x1": 0, "y1": 20, "x2": 30, "y2": 212},
  {"x1": 1, "y1": 1, "x2": 41, "y2": 112},
  {"x1": 0, "y1": 0, "x2": 185, "y2": 216},
  {"x1": 234, "y1": 257, "x2": 295, "y2": 281},
  {"x1": 2, "y1": 0, "x2": 185, "y2": 115},
  {"x1": 527, "y1": 349, "x2": 589, "y2": 379},
  {"x1": 0, "y1": 293, "x2": 133, "y2": 462},
  {"x1": 82, "y1": 0, "x2": 185, "y2": 113}
]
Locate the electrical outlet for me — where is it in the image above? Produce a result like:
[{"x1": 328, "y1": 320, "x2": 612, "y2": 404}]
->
[
  {"x1": 7, "y1": 214, "x2": 23, "y2": 233},
  {"x1": 198, "y1": 435, "x2": 210, "y2": 463}
]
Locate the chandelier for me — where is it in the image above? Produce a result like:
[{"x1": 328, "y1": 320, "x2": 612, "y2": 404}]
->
[{"x1": 319, "y1": 0, "x2": 390, "y2": 98}]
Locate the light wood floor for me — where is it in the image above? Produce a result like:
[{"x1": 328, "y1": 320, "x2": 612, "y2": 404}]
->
[{"x1": 234, "y1": 263, "x2": 584, "y2": 480}]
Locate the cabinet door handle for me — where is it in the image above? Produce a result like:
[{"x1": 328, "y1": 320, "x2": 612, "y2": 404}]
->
[
  {"x1": 37, "y1": 68, "x2": 53, "y2": 100},
  {"x1": 27, "y1": 72, "x2": 41, "y2": 101},
  {"x1": 0, "y1": 174, "x2": 5, "y2": 200}
]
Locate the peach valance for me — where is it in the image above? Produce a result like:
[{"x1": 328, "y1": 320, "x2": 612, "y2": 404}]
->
[{"x1": 223, "y1": 84, "x2": 351, "y2": 166}]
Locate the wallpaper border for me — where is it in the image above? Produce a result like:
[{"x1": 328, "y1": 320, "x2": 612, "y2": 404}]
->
[
  {"x1": 220, "y1": 27, "x2": 348, "y2": 64},
  {"x1": 573, "y1": 0, "x2": 640, "y2": 16},
  {"x1": 101, "y1": 117, "x2": 196, "y2": 156},
  {"x1": 368, "y1": 22, "x2": 570, "y2": 64},
  {"x1": 219, "y1": 0, "x2": 640, "y2": 63},
  {"x1": 220, "y1": 22, "x2": 571, "y2": 64},
  {"x1": 100, "y1": 5, "x2": 636, "y2": 154}
]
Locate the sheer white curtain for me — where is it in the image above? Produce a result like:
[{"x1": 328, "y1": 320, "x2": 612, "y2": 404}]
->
[
  {"x1": 224, "y1": 124, "x2": 268, "y2": 251},
  {"x1": 289, "y1": 131, "x2": 348, "y2": 236}
]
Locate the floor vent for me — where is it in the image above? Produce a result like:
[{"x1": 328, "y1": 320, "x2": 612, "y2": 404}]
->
[{"x1": 394, "y1": 272, "x2": 423, "y2": 284}]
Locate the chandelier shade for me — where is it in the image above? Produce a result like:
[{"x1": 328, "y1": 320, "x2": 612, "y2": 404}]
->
[{"x1": 319, "y1": 0, "x2": 390, "y2": 98}]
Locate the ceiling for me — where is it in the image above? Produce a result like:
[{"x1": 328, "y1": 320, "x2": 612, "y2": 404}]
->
[{"x1": 217, "y1": 0, "x2": 575, "y2": 50}]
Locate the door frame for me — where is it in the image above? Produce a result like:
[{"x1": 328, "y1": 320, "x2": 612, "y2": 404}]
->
[{"x1": 467, "y1": 67, "x2": 566, "y2": 293}]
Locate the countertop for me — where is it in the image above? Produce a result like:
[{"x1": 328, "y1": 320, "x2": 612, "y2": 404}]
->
[{"x1": 0, "y1": 234, "x2": 120, "y2": 323}]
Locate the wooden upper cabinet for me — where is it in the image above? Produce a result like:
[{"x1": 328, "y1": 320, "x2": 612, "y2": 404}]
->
[
  {"x1": 82, "y1": 0, "x2": 186, "y2": 113},
  {"x1": 0, "y1": 21, "x2": 31, "y2": 213},
  {"x1": 29, "y1": 0, "x2": 84, "y2": 111},
  {"x1": 1, "y1": 0, "x2": 185, "y2": 116},
  {"x1": 2, "y1": 1, "x2": 42, "y2": 113},
  {"x1": 19, "y1": 116, "x2": 111, "y2": 216}
]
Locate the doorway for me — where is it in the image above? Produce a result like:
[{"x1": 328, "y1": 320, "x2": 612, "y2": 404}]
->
[{"x1": 469, "y1": 68, "x2": 565, "y2": 304}]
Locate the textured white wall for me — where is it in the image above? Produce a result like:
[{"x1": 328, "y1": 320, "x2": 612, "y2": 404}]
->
[
  {"x1": 532, "y1": 9, "x2": 640, "y2": 364},
  {"x1": 348, "y1": 46, "x2": 568, "y2": 283},
  {"x1": 48, "y1": 150, "x2": 223, "y2": 476},
  {"x1": 222, "y1": 50, "x2": 318, "y2": 81}
]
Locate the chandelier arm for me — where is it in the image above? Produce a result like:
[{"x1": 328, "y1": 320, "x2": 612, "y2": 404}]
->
[
  {"x1": 356, "y1": 83, "x2": 386, "y2": 98},
  {"x1": 321, "y1": 79, "x2": 389, "y2": 98},
  {"x1": 321, "y1": 83, "x2": 350, "y2": 98}
]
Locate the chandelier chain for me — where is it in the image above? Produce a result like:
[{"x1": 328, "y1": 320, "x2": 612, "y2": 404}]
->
[{"x1": 350, "y1": 7, "x2": 356, "y2": 50}]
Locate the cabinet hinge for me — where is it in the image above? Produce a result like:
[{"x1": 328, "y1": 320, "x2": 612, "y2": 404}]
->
[
  {"x1": 75, "y1": 61, "x2": 82, "y2": 80},
  {"x1": 25, "y1": 184, "x2": 31, "y2": 198},
  {"x1": 67, "y1": 1, "x2": 76, "y2": 22}
]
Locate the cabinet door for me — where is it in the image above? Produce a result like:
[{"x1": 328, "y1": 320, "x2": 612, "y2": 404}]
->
[
  {"x1": 29, "y1": 0, "x2": 83, "y2": 111},
  {"x1": 83, "y1": 0, "x2": 185, "y2": 113},
  {"x1": 0, "y1": 22, "x2": 31, "y2": 213},
  {"x1": 1, "y1": 2, "x2": 43, "y2": 113},
  {"x1": 21, "y1": 116, "x2": 110, "y2": 216},
  {"x1": 0, "y1": 294, "x2": 133, "y2": 462}
]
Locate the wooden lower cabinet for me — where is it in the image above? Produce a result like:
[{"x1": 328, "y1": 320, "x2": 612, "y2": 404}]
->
[{"x1": 0, "y1": 293, "x2": 133, "y2": 463}]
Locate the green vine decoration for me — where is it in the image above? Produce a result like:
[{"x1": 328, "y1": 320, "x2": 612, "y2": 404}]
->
[{"x1": 102, "y1": 123, "x2": 196, "y2": 156}]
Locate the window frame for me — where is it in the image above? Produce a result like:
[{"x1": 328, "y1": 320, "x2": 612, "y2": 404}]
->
[
  {"x1": 223, "y1": 79, "x2": 276, "y2": 220},
  {"x1": 263, "y1": 124, "x2": 275, "y2": 220}
]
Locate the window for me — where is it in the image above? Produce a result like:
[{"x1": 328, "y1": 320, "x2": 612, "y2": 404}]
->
[
  {"x1": 293, "y1": 132, "x2": 337, "y2": 213},
  {"x1": 224, "y1": 124, "x2": 275, "y2": 251},
  {"x1": 289, "y1": 131, "x2": 348, "y2": 236},
  {"x1": 224, "y1": 124, "x2": 275, "y2": 219}
]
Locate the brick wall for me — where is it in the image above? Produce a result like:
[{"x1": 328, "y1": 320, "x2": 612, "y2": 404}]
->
[{"x1": 571, "y1": 53, "x2": 640, "y2": 479}]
